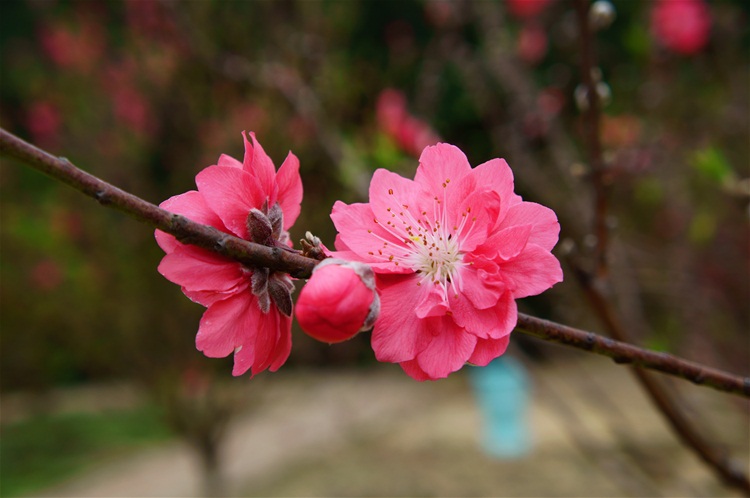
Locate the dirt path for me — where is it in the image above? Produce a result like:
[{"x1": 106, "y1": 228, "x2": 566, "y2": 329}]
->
[{"x1": 34, "y1": 356, "x2": 748, "y2": 497}]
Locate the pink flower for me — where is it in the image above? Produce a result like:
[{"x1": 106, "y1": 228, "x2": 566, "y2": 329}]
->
[
  {"x1": 651, "y1": 0, "x2": 710, "y2": 55},
  {"x1": 517, "y1": 23, "x2": 548, "y2": 66},
  {"x1": 376, "y1": 89, "x2": 440, "y2": 157},
  {"x1": 296, "y1": 259, "x2": 380, "y2": 344},
  {"x1": 506, "y1": 0, "x2": 554, "y2": 20},
  {"x1": 331, "y1": 143, "x2": 562, "y2": 380},
  {"x1": 155, "y1": 132, "x2": 303, "y2": 377}
]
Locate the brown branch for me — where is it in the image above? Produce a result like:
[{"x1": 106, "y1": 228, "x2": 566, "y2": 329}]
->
[
  {"x1": 0, "y1": 128, "x2": 316, "y2": 280},
  {"x1": 571, "y1": 2, "x2": 749, "y2": 493},
  {"x1": 568, "y1": 260, "x2": 750, "y2": 494},
  {"x1": 515, "y1": 313, "x2": 749, "y2": 397},
  {"x1": 1, "y1": 126, "x2": 748, "y2": 400},
  {"x1": 574, "y1": 0, "x2": 610, "y2": 278}
]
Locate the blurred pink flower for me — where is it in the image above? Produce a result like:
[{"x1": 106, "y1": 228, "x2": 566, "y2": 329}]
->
[
  {"x1": 376, "y1": 89, "x2": 440, "y2": 157},
  {"x1": 517, "y1": 23, "x2": 548, "y2": 65},
  {"x1": 30, "y1": 259, "x2": 64, "y2": 292},
  {"x1": 155, "y1": 132, "x2": 303, "y2": 377},
  {"x1": 507, "y1": 0, "x2": 554, "y2": 20},
  {"x1": 296, "y1": 259, "x2": 380, "y2": 344},
  {"x1": 651, "y1": 0, "x2": 711, "y2": 55},
  {"x1": 25, "y1": 100, "x2": 61, "y2": 147},
  {"x1": 331, "y1": 143, "x2": 562, "y2": 380},
  {"x1": 38, "y1": 18, "x2": 104, "y2": 72}
]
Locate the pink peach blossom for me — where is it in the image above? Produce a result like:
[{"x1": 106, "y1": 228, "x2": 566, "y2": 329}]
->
[
  {"x1": 155, "y1": 132, "x2": 302, "y2": 377},
  {"x1": 331, "y1": 143, "x2": 562, "y2": 380},
  {"x1": 296, "y1": 259, "x2": 380, "y2": 344},
  {"x1": 376, "y1": 88, "x2": 440, "y2": 157},
  {"x1": 651, "y1": 0, "x2": 711, "y2": 56},
  {"x1": 506, "y1": 0, "x2": 554, "y2": 20}
]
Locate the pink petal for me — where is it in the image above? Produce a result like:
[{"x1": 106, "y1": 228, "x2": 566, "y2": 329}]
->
[
  {"x1": 331, "y1": 201, "x2": 411, "y2": 273},
  {"x1": 251, "y1": 308, "x2": 292, "y2": 375},
  {"x1": 243, "y1": 131, "x2": 278, "y2": 202},
  {"x1": 196, "y1": 165, "x2": 265, "y2": 239},
  {"x1": 448, "y1": 288, "x2": 516, "y2": 340},
  {"x1": 368, "y1": 168, "x2": 428, "y2": 238},
  {"x1": 158, "y1": 244, "x2": 246, "y2": 293},
  {"x1": 467, "y1": 336, "x2": 511, "y2": 366},
  {"x1": 499, "y1": 245, "x2": 563, "y2": 298},
  {"x1": 414, "y1": 143, "x2": 473, "y2": 194},
  {"x1": 269, "y1": 314, "x2": 292, "y2": 372},
  {"x1": 470, "y1": 158, "x2": 522, "y2": 225},
  {"x1": 479, "y1": 224, "x2": 533, "y2": 261},
  {"x1": 216, "y1": 153, "x2": 242, "y2": 169},
  {"x1": 156, "y1": 191, "x2": 227, "y2": 253},
  {"x1": 498, "y1": 201, "x2": 560, "y2": 251},
  {"x1": 455, "y1": 259, "x2": 505, "y2": 310},
  {"x1": 415, "y1": 285, "x2": 449, "y2": 318},
  {"x1": 451, "y1": 190, "x2": 500, "y2": 252},
  {"x1": 275, "y1": 151, "x2": 303, "y2": 229},
  {"x1": 371, "y1": 274, "x2": 431, "y2": 363},
  {"x1": 399, "y1": 358, "x2": 432, "y2": 381},
  {"x1": 415, "y1": 316, "x2": 477, "y2": 379},
  {"x1": 196, "y1": 291, "x2": 259, "y2": 358}
]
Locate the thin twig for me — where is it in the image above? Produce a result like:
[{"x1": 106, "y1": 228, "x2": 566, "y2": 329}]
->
[
  {"x1": 574, "y1": 0, "x2": 610, "y2": 278},
  {"x1": 571, "y1": 0, "x2": 750, "y2": 493},
  {"x1": 1, "y1": 126, "x2": 748, "y2": 402}
]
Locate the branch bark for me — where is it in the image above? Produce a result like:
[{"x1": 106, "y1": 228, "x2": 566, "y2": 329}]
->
[
  {"x1": 1, "y1": 126, "x2": 748, "y2": 400},
  {"x1": 0, "y1": 128, "x2": 316, "y2": 279}
]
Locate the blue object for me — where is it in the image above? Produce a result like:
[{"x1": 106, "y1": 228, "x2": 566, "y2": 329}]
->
[{"x1": 469, "y1": 356, "x2": 532, "y2": 458}]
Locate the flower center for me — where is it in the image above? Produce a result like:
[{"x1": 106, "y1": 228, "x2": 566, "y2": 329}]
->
[{"x1": 367, "y1": 183, "x2": 475, "y2": 298}]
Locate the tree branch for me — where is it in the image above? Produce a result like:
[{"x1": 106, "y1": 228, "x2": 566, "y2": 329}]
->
[
  {"x1": 0, "y1": 128, "x2": 316, "y2": 280},
  {"x1": 571, "y1": 1, "x2": 749, "y2": 493},
  {"x1": 1, "y1": 126, "x2": 748, "y2": 401}
]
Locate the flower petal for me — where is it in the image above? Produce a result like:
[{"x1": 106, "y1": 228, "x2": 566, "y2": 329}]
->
[
  {"x1": 467, "y1": 336, "x2": 511, "y2": 366},
  {"x1": 196, "y1": 291, "x2": 258, "y2": 359},
  {"x1": 470, "y1": 158, "x2": 522, "y2": 225},
  {"x1": 368, "y1": 168, "x2": 428, "y2": 240},
  {"x1": 196, "y1": 165, "x2": 264, "y2": 239},
  {"x1": 243, "y1": 131, "x2": 278, "y2": 201},
  {"x1": 158, "y1": 244, "x2": 245, "y2": 293},
  {"x1": 371, "y1": 274, "x2": 431, "y2": 363},
  {"x1": 448, "y1": 288, "x2": 516, "y2": 340},
  {"x1": 156, "y1": 191, "x2": 227, "y2": 253},
  {"x1": 216, "y1": 153, "x2": 242, "y2": 169},
  {"x1": 499, "y1": 245, "x2": 563, "y2": 298},
  {"x1": 415, "y1": 316, "x2": 477, "y2": 379},
  {"x1": 498, "y1": 201, "x2": 560, "y2": 251},
  {"x1": 399, "y1": 358, "x2": 432, "y2": 381},
  {"x1": 479, "y1": 224, "x2": 533, "y2": 261},
  {"x1": 275, "y1": 151, "x2": 303, "y2": 229},
  {"x1": 414, "y1": 143, "x2": 473, "y2": 194},
  {"x1": 331, "y1": 201, "x2": 411, "y2": 273}
]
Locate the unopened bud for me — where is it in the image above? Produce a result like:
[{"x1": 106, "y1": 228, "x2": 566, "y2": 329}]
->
[
  {"x1": 295, "y1": 259, "x2": 380, "y2": 344},
  {"x1": 589, "y1": 1, "x2": 616, "y2": 31}
]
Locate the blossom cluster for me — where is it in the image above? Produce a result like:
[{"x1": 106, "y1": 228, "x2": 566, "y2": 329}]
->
[{"x1": 156, "y1": 133, "x2": 562, "y2": 381}]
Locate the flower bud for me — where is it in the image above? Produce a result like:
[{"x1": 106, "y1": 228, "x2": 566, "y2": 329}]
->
[
  {"x1": 589, "y1": 1, "x2": 616, "y2": 31},
  {"x1": 295, "y1": 259, "x2": 380, "y2": 344}
]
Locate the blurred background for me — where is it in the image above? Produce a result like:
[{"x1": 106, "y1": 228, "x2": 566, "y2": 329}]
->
[{"x1": 1, "y1": 0, "x2": 748, "y2": 496}]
